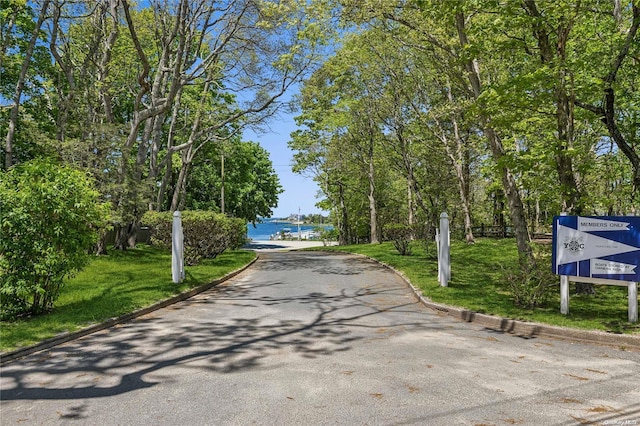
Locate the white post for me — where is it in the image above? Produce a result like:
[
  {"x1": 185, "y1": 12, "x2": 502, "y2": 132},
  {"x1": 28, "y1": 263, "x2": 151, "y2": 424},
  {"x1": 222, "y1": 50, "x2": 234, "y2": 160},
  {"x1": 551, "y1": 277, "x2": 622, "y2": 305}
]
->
[
  {"x1": 172, "y1": 211, "x2": 184, "y2": 283},
  {"x1": 439, "y1": 212, "x2": 450, "y2": 287},
  {"x1": 436, "y1": 228, "x2": 441, "y2": 284},
  {"x1": 560, "y1": 275, "x2": 569, "y2": 315},
  {"x1": 629, "y1": 282, "x2": 638, "y2": 323},
  {"x1": 558, "y1": 211, "x2": 569, "y2": 315}
]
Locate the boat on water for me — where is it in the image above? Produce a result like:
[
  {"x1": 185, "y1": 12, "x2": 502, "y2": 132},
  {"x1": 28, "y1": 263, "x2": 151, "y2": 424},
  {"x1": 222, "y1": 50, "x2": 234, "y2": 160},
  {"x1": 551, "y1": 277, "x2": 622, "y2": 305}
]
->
[
  {"x1": 248, "y1": 219, "x2": 332, "y2": 241},
  {"x1": 269, "y1": 227, "x2": 322, "y2": 241}
]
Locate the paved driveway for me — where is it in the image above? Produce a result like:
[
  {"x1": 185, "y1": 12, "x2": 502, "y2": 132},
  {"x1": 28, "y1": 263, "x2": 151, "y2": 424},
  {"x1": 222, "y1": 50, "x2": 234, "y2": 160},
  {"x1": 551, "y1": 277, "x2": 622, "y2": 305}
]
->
[{"x1": 1, "y1": 251, "x2": 639, "y2": 425}]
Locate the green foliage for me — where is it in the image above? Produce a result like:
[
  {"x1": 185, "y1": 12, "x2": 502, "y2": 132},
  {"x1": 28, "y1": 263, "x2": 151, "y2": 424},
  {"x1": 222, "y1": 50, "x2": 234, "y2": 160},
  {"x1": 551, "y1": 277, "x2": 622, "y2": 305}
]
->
[
  {"x1": 320, "y1": 227, "x2": 339, "y2": 242},
  {"x1": 0, "y1": 159, "x2": 109, "y2": 320},
  {"x1": 382, "y1": 223, "x2": 414, "y2": 256},
  {"x1": 503, "y1": 244, "x2": 556, "y2": 308},
  {"x1": 185, "y1": 139, "x2": 283, "y2": 224},
  {"x1": 292, "y1": 0, "x2": 640, "y2": 253},
  {"x1": 143, "y1": 211, "x2": 247, "y2": 266}
]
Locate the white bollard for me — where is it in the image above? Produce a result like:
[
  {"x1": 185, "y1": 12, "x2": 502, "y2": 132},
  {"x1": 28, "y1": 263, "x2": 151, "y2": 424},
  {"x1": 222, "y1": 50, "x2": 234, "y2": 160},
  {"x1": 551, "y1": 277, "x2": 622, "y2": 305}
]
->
[
  {"x1": 439, "y1": 212, "x2": 450, "y2": 287},
  {"x1": 436, "y1": 228, "x2": 441, "y2": 284},
  {"x1": 172, "y1": 211, "x2": 184, "y2": 283}
]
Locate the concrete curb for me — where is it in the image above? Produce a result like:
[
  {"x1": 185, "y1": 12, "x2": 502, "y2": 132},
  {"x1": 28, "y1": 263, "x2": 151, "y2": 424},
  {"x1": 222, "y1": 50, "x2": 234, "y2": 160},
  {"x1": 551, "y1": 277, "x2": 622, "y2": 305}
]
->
[
  {"x1": 0, "y1": 256, "x2": 259, "y2": 366},
  {"x1": 336, "y1": 250, "x2": 640, "y2": 351}
]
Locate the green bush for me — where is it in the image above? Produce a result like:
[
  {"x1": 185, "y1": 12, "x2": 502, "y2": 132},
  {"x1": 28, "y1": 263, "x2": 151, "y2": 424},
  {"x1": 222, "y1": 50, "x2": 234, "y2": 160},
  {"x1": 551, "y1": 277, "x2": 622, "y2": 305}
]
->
[
  {"x1": 383, "y1": 223, "x2": 414, "y2": 256},
  {"x1": 0, "y1": 159, "x2": 109, "y2": 320},
  {"x1": 143, "y1": 211, "x2": 247, "y2": 265},
  {"x1": 503, "y1": 244, "x2": 556, "y2": 308},
  {"x1": 320, "y1": 228, "x2": 338, "y2": 242}
]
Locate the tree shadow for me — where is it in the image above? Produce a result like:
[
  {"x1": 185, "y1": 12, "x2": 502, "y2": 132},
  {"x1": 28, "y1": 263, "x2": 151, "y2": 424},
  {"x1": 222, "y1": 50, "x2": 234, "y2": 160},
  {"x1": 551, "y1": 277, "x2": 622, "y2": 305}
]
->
[{"x1": 0, "y1": 252, "x2": 441, "y2": 402}]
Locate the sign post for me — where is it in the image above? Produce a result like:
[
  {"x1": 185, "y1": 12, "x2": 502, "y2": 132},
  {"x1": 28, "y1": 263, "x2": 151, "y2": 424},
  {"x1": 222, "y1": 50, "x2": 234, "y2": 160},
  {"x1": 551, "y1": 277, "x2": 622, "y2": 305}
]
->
[
  {"x1": 560, "y1": 275, "x2": 569, "y2": 315},
  {"x1": 630, "y1": 282, "x2": 638, "y2": 323},
  {"x1": 552, "y1": 215, "x2": 640, "y2": 322}
]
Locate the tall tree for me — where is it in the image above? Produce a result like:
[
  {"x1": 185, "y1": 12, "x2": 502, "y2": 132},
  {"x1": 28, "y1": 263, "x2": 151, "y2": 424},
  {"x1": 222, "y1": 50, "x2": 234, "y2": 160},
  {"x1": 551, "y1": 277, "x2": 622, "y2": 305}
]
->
[
  {"x1": 3, "y1": 0, "x2": 51, "y2": 169},
  {"x1": 184, "y1": 138, "x2": 282, "y2": 223},
  {"x1": 520, "y1": 0, "x2": 585, "y2": 214},
  {"x1": 574, "y1": 2, "x2": 640, "y2": 210}
]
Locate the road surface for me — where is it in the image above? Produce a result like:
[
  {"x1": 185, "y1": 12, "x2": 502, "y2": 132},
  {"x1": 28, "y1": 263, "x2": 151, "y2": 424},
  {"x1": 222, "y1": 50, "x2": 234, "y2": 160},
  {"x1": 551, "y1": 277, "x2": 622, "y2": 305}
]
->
[{"x1": 1, "y1": 251, "x2": 638, "y2": 425}]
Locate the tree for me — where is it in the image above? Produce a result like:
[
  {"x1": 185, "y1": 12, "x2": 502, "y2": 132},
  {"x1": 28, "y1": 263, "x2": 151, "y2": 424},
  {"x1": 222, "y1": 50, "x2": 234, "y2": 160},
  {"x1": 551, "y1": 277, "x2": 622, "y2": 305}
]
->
[
  {"x1": 0, "y1": 159, "x2": 109, "y2": 319},
  {"x1": 520, "y1": 0, "x2": 586, "y2": 214},
  {"x1": 2, "y1": 0, "x2": 51, "y2": 169},
  {"x1": 291, "y1": 33, "x2": 387, "y2": 244},
  {"x1": 574, "y1": 2, "x2": 640, "y2": 210},
  {"x1": 339, "y1": 0, "x2": 535, "y2": 260},
  {"x1": 185, "y1": 138, "x2": 283, "y2": 224},
  {"x1": 4, "y1": 0, "x2": 336, "y2": 251}
]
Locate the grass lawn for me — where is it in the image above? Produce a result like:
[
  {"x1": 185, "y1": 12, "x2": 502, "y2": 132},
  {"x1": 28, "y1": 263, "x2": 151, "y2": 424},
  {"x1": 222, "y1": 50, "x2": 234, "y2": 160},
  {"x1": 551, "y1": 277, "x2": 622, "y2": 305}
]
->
[
  {"x1": 313, "y1": 239, "x2": 639, "y2": 335},
  {"x1": 0, "y1": 245, "x2": 256, "y2": 353}
]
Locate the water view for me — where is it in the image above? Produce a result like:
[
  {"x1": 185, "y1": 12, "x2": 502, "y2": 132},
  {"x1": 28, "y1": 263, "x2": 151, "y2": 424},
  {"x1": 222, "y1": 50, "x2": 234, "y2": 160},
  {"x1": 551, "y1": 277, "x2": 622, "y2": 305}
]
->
[{"x1": 247, "y1": 220, "x2": 332, "y2": 241}]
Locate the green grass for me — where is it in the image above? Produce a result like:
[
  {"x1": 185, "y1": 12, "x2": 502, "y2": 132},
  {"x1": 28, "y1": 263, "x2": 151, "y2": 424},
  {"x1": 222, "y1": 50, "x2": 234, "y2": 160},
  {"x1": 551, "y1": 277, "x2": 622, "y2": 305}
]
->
[
  {"x1": 0, "y1": 245, "x2": 256, "y2": 352},
  {"x1": 313, "y1": 239, "x2": 640, "y2": 335},
  {"x1": 2, "y1": 240, "x2": 636, "y2": 353}
]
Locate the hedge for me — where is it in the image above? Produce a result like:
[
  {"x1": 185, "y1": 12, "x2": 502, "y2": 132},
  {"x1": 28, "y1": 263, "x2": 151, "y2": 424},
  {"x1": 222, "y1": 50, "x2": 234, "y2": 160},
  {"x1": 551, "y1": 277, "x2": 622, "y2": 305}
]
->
[{"x1": 143, "y1": 211, "x2": 247, "y2": 265}]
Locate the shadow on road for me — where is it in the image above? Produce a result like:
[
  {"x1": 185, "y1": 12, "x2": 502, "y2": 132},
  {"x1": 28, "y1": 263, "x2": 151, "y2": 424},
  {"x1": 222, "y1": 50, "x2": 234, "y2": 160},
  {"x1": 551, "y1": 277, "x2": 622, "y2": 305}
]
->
[{"x1": 1, "y1": 252, "x2": 439, "y2": 402}]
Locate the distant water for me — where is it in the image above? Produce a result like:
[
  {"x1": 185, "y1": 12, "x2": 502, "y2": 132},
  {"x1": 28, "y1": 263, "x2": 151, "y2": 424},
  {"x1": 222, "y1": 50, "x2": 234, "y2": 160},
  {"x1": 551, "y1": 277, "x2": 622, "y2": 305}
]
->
[{"x1": 247, "y1": 221, "x2": 332, "y2": 240}]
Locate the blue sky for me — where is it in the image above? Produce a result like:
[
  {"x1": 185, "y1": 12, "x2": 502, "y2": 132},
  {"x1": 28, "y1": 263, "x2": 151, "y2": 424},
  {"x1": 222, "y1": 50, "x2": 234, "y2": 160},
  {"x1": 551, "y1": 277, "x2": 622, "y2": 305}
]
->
[{"x1": 243, "y1": 113, "x2": 326, "y2": 219}]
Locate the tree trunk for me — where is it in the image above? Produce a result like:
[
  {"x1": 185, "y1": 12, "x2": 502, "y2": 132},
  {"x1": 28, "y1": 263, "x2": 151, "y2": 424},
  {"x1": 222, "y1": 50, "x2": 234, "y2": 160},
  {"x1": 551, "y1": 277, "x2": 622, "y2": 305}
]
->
[
  {"x1": 171, "y1": 144, "x2": 194, "y2": 212},
  {"x1": 441, "y1": 82, "x2": 475, "y2": 244},
  {"x1": 221, "y1": 153, "x2": 226, "y2": 214},
  {"x1": 94, "y1": 231, "x2": 108, "y2": 256},
  {"x1": 367, "y1": 135, "x2": 379, "y2": 244},
  {"x1": 455, "y1": 12, "x2": 531, "y2": 261},
  {"x1": 407, "y1": 179, "x2": 414, "y2": 229},
  {"x1": 522, "y1": 0, "x2": 583, "y2": 214},
  {"x1": 156, "y1": 90, "x2": 184, "y2": 210},
  {"x1": 338, "y1": 182, "x2": 350, "y2": 245},
  {"x1": 49, "y1": 2, "x2": 76, "y2": 143},
  {"x1": 486, "y1": 127, "x2": 532, "y2": 260},
  {"x1": 114, "y1": 223, "x2": 133, "y2": 250},
  {"x1": 575, "y1": 4, "x2": 640, "y2": 212}
]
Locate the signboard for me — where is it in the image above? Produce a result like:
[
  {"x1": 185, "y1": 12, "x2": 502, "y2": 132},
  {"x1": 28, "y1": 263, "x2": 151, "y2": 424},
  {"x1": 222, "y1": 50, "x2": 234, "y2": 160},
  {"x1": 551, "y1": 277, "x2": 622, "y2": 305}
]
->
[{"x1": 552, "y1": 216, "x2": 640, "y2": 282}]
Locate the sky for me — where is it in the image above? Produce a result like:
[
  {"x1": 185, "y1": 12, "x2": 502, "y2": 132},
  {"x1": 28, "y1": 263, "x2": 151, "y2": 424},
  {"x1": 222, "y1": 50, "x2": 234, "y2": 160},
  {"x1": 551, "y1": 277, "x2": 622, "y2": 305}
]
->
[{"x1": 243, "y1": 113, "x2": 326, "y2": 219}]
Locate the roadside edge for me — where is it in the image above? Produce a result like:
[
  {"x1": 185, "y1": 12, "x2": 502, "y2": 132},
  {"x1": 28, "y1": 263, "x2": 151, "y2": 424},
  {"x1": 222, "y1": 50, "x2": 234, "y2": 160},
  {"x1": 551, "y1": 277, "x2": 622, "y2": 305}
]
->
[{"x1": 331, "y1": 249, "x2": 640, "y2": 351}]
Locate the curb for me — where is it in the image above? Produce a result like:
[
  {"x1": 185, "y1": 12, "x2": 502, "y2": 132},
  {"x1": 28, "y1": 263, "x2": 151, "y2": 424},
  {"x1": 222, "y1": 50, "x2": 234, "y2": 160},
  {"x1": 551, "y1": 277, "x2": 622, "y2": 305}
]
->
[
  {"x1": 333, "y1": 250, "x2": 640, "y2": 351},
  {"x1": 0, "y1": 256, "x2": 259, "y2": 366}
]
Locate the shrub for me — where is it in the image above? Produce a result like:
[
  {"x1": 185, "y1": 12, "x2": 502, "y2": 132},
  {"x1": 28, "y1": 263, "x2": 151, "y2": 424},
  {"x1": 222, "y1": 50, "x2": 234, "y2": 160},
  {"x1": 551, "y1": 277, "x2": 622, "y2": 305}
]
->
[
  {"x1": 504, "y1": 244, "x2": 556, "y2": 308},
  {"x1": 320, "y1": 228, "x2": 338, "y2": 244},
  {"x1": 0, "y1": 159, "x2": 109, "y2": 320},
  {"x1": 143, "y1": 211, "x2": 246, "y2": 265},
  {"x1": 420, "y1": 238, "x2": 439, "y2": 261},
  {"x1": 383, "y1": 223, "x2": 414, "y2": 256}
]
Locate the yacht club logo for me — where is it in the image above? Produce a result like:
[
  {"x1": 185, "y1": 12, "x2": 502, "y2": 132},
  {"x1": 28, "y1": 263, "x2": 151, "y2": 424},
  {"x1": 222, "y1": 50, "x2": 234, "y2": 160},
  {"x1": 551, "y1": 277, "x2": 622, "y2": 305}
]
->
[{"x1": 563, "y1": 236, "x2": 585, "y2": 254}]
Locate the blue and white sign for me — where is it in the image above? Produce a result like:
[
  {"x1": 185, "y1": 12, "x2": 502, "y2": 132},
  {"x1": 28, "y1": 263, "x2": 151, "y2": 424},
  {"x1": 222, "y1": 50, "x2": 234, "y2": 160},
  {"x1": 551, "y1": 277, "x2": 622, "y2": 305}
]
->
[{"x1": 552, "y1": 216, "x2": 640, "y2": 281}]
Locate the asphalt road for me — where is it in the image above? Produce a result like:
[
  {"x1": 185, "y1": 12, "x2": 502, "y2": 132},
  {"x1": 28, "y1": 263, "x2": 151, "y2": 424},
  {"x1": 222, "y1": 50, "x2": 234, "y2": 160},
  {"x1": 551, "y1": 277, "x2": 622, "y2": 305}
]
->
[{"x1": 1, "y1": 251, "x2": 639, "y2": 425}]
